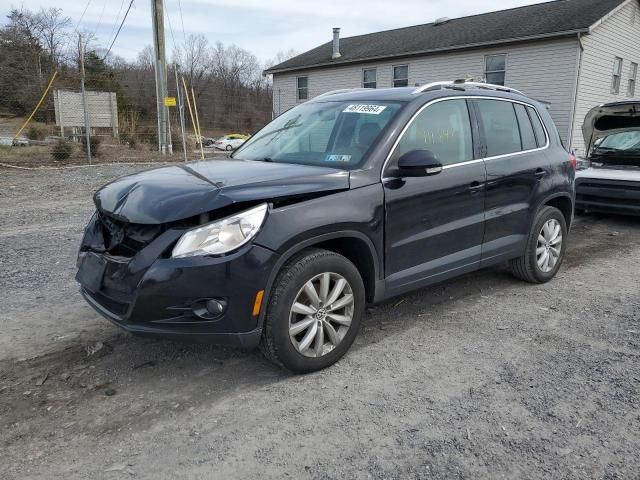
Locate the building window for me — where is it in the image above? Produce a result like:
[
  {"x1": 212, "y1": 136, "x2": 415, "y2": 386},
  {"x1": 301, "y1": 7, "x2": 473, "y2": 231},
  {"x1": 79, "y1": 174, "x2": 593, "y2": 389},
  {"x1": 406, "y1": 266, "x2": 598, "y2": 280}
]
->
[
  {"x1": 612, "y1": 57, "x2": 623, "y2": 94},
  {"x1": 297, "y1": 76, "x2": 308, "y2": 100},
  {"x1": 628, "y1": 62, "x2": 638, "y2": 96},
  {"x1": 484, "y1": 54, "x2": 506, "y2": 86},
  {"x1": 363, "y1": 68, "x2": 377, "y2": 88},
  {"x1": 393, "y1": 65, "x2": 408, "y2": 87}
]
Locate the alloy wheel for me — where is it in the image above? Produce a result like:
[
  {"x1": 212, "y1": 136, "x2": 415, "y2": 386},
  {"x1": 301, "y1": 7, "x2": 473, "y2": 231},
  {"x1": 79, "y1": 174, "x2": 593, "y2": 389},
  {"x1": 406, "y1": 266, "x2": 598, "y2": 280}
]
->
[
  {"x1": 289, "y1": 272, "x2": 354, "y2": 358},
  {"x1": 536, "y1": 218, "x2": 562, "y2": 273}
]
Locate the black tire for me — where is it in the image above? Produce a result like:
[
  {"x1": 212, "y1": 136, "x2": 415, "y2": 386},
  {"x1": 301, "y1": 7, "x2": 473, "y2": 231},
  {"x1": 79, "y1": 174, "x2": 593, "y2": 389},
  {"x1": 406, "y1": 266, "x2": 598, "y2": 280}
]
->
[
  {"x1": 225, "y1": 144, "x2": 233, "y2": 151},
  {"x1": 259, "y1": 248, "x2": 365, "y2": 373},
  {"x1": 509, "y1": 206, "x2": 568, "y2": 283}
]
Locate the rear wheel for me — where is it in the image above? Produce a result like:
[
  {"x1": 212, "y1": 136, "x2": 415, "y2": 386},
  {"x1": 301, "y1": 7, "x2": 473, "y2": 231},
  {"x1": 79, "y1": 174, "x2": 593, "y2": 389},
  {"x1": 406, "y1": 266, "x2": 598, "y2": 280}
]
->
[
  {"x1": 509, "y1": 206, "x2": 567, "y2": 283},
  {"x1": 225, "y1": 144, "x2": 233, "y2": 151},
  {"x1": 259, "y1": 248, "x2": 365, "y2": 373}
]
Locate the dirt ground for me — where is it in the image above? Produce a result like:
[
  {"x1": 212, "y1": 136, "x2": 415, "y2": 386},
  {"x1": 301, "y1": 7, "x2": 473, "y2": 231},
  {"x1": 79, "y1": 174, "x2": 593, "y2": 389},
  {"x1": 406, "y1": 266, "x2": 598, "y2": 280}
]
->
[{"x1": 1, "y1": 165, "x2": 639, "y2": 480}]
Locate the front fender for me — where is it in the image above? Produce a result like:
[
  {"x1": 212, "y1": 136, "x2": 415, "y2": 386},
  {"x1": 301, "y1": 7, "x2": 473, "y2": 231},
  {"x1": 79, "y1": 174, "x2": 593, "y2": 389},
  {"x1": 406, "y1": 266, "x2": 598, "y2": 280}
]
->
[{"x1": 253, "y1": 185, "x2": 385, "y2": 328}]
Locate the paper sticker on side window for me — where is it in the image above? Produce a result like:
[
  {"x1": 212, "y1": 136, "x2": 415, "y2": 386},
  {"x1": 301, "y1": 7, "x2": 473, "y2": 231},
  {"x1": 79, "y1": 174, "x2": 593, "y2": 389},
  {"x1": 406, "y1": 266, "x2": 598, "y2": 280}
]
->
[{"x1": 343, "y1": 104, "x2": 387, "y2": 115}]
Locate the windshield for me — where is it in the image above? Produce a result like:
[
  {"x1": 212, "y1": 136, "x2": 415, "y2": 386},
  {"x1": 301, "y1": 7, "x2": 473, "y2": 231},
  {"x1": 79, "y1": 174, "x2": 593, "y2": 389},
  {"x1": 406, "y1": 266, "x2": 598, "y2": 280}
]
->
[
  {"x1": 233, "y1": 100, "x2": 404, "y2": 169},
  {"x1": 594, "y1": 131, "x2": 640, "y2": 152}
]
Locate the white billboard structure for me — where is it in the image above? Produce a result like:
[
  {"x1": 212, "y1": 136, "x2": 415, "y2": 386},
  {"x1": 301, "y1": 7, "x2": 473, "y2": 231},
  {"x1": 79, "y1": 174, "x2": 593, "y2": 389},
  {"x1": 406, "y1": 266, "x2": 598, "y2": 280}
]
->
[{"x1": 53, "y1": 89, "x2": 119, "y2": 138}]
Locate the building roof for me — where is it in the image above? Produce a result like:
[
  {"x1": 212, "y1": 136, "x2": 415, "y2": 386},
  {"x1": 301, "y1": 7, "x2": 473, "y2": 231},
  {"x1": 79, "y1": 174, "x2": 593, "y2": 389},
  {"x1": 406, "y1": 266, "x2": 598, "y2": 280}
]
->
[{"x1": 265, "y1": 0, "x2": 627, "y2": 74}]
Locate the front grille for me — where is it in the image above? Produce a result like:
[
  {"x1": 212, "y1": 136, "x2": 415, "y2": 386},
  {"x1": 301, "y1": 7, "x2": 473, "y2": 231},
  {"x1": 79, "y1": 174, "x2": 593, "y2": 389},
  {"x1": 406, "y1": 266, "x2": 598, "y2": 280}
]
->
[
  {"x1": 576, "y1": 179, "x2": 640, "y2": 211},
  {"x1": 97, "y1": 212, "x2": 162, "y2": 257}
]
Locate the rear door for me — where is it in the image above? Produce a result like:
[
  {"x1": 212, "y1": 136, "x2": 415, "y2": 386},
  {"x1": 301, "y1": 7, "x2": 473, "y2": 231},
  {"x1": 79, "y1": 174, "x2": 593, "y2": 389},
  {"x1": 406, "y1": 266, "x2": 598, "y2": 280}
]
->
[
  {"x1": 383, "y1": 98, "x2": 486, "y2": 297},
  {"x1": 470, "y1": 98, "x2": 550, "y2": 265}
]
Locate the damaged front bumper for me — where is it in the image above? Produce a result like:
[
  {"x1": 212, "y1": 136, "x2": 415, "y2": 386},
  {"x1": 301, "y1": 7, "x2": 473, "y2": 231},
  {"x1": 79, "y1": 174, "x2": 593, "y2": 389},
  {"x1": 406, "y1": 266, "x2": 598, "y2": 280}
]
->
[
  {"x1": 76, "y1": 212, "x2": 277, "y2": 349},
  {"x1": 575, "y1": 167, "x2": 640, "y2": 215}
]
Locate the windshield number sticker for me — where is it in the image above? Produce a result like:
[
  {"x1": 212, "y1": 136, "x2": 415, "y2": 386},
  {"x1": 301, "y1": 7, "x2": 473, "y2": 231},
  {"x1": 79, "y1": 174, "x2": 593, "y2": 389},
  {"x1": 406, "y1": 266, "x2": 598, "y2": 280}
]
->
[
  {"x1": 343, "y1": 104, "x2": 387, "y2": 115},
  {"x1": 325, "y1": 154, "x2": 352, "y2": 163}
]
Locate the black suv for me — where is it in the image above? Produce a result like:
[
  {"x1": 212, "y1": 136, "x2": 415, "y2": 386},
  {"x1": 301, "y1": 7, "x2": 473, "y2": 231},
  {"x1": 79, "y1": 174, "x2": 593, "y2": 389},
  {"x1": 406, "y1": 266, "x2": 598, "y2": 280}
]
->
[{"x1": 76, "y1": 81, "x2": 575, "y2": 372}]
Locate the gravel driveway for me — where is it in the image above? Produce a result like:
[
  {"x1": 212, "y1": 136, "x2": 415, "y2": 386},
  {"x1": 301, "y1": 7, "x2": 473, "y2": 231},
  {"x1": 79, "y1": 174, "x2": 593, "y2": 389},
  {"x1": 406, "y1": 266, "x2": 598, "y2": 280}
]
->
[{"x1": 1, "y1": 165, "x2": 639, "y2": 479}]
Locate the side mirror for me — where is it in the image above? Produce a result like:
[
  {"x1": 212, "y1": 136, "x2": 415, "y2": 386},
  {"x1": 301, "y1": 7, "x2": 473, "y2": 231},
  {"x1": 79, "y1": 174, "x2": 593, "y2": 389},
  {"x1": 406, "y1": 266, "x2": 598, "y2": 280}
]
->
[{"x1": 396, "y1": 149, "x2": 443, "y2": 176}]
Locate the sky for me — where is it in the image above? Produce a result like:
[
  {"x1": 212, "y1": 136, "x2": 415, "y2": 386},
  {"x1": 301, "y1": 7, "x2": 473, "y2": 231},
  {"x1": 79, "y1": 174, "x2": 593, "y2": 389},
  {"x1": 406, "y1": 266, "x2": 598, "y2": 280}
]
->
[{"x1": 4, "y1": 0, "x2": 550, "y2": 63}]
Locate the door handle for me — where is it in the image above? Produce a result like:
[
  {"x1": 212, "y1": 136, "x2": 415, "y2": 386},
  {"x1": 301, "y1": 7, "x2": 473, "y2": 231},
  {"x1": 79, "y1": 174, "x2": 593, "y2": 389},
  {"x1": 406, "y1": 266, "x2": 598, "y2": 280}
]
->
[
  {"x1": 468, "y1": 181, "x2": 483, "y2": 194},
  {"x1": 535, "y1": 168, "x2": 547, "y2": 179}
]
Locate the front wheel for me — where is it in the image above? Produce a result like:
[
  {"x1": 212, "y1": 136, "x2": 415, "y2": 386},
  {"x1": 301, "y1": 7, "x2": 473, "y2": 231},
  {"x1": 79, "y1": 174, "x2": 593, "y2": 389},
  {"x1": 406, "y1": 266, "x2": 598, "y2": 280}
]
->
[
  {"x1": 509, "y1": 206, "x2": 567, "y2": 283},
  {"x1": 225, "y1": 144, "x2": 233, "y2": 151},
  {"x1": 259, "y1": 248, "x2": 365, "y2": 373}
]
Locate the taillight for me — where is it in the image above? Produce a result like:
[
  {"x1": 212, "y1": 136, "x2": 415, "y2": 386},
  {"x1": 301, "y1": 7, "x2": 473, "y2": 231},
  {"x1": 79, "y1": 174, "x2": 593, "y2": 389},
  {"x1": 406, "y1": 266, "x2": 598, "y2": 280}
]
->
[{"x1": 569, "y1": 152, "x2": 577, "y2": 170}]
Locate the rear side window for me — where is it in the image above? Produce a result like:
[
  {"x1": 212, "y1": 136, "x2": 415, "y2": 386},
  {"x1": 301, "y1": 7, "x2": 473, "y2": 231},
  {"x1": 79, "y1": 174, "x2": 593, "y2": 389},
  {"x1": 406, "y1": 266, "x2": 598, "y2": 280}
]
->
[
  {"x1": 514, "y1": 104, "x2": 537, "y2": 150},
  {"x1": 526, "y1": 106, "x2": 547, "y2": 147},
  {"x1": 395, "y1": 99, "x2": 473, "y2": 166},
  {"x1": 475, "y1": 99, "x2": 521, "y2": 156}
]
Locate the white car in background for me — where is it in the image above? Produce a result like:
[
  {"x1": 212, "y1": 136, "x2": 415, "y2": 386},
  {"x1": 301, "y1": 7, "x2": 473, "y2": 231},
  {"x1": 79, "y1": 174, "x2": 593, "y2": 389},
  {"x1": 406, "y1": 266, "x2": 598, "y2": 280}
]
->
[{"x1": 214, "y1": 134, "x2": 249, "y2": 151}]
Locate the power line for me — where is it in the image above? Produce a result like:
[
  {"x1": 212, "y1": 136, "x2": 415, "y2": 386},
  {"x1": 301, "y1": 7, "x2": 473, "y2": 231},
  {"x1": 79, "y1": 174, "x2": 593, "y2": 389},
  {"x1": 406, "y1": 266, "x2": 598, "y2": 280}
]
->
[
  {"x1": 73, "y1": 0, "x2": 94, "y2": 36},
  {"x1": 61, "y1": 0, "x2": 93, "y2": 54},
  {"x1": 164, "y1": 2, "x2": 177, "y2": 52},
  {"x1": 106, "y1": 0, "x2": 127, "y2": 46},
  {"x1": 103, "y1": 0, "x2": 135, "y2": 60},
  {"x1": 177, "y1": 0, "x2": 187, "y2": 44},
  {"x1": 93, "y1": 0, "x2": 108, "y2": 37}
]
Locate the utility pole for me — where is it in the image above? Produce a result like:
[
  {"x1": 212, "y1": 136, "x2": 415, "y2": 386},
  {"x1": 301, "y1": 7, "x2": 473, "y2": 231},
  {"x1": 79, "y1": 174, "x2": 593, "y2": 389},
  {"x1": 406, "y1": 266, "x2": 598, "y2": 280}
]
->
[
  {"x1": 79, "y1": 33, "x2": 92, "y2": 164},
  {"x1": 151, "y1": 0, "x2": 169, "y2": 154}
]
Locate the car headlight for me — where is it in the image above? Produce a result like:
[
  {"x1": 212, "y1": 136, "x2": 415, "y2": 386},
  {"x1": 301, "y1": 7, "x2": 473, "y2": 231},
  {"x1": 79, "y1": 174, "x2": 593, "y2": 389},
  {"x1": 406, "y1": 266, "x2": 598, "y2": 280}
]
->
[
  {"x1": 576, "y1": 157, "x2": 592, "y2": 170},
  {"x1": 171, "y1": 203, "x2": 268, "y2": 258}
]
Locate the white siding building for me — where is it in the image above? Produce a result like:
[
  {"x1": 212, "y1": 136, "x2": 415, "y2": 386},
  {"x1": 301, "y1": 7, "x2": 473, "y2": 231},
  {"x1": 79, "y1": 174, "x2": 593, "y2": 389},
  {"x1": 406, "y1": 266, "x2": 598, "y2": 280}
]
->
[{"x1": 266, "y1": 0, "x2": 640, "y2": 156}]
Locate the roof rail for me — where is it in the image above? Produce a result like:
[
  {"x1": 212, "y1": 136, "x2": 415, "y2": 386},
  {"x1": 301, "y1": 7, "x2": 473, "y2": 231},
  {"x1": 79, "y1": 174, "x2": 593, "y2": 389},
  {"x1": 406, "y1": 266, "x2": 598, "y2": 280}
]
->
[
  {"x1": 314, "y1": 88, "x2": 369, "y2": 99},
  {"x1": 412, "y1": 80, "x2": 525, "y2": 96}
]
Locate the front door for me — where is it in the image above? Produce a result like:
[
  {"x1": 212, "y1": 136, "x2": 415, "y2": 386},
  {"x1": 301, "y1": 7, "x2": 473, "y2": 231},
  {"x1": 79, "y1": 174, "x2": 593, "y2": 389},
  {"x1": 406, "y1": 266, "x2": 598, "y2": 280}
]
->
[{"x1": 383, "y1": 98, "x2": 486, "y2": 297}]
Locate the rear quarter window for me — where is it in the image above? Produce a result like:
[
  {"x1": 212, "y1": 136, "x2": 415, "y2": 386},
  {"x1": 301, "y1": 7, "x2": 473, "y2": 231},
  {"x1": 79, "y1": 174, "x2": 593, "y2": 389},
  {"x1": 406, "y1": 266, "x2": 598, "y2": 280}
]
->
[
  {"x1": 526, "y1": 106, "x2": 547, "y2": 147},
  {"x1": 514, "y1": 104, "x2": 537, "y2": 151}
]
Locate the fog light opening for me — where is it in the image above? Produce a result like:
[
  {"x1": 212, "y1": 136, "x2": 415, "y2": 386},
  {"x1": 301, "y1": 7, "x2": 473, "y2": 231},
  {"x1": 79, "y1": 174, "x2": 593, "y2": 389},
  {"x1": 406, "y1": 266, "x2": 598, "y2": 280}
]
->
[
  {"x1": 192, "y1": 298, "x2": 227, "y2": 320},
  {"x1": 206, "y1": 299, "x2": 225, "y2": 315}
]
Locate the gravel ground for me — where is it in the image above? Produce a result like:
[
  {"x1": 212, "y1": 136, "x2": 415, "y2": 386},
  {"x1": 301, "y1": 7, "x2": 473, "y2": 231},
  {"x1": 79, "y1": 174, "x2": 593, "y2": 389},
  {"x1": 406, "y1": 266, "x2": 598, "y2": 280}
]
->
[{"x1": 1, "y1": 165, "x2": 639, "y2": 479}]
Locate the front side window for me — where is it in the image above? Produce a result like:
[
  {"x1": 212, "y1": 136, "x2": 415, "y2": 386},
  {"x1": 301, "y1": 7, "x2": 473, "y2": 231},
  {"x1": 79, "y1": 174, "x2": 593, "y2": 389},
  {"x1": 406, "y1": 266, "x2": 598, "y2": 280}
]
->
[
  {"x1": 363, "y1": 68, "x2": 377, "y2": 88},
  {"x1": 394, "y1": 99, "x2": 473, "y2": 166},
  {"x1": 612, "y1": 57, "x2": 623, "y2": 94},
  {"x1": 628, "y1": 62, "x2": 638, "y2": 97},
  {"x1": 476, "y1": 99, "x2": 521, "y2": 157},
  {"x1": 234, "y1": 100, "x2": 403, "y2": 170},
  {"x1": 297, "y1": 76, "x2": 308, "y2": 100},
  {"x1": 393, "y1": 65, "x2": 409, "y2": 87},
  {"x1": 485, "y1": 54, "x2": 506, "y2": 86}
]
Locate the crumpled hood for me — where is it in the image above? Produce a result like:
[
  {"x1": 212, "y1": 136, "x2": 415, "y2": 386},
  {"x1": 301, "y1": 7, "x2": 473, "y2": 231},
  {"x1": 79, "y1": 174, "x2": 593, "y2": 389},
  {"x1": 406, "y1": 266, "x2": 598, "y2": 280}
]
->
[
  {"x1": 94, "y1": 159, "x2": 350, "y2": 224},
  {"x1": 582, "y1": 101, "x2": 640, "y2": 156}
]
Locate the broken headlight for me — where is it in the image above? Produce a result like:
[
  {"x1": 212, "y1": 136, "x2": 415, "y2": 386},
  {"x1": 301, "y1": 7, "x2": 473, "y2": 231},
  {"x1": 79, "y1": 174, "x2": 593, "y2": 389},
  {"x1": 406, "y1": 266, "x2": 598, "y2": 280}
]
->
[{"x1": 171, "y1": 203, "x2": 268, "y2": 258}]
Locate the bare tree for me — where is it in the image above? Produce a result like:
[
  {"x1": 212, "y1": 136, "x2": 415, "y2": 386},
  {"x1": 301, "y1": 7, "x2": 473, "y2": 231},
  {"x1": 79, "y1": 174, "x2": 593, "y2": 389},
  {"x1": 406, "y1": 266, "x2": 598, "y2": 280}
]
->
[
  {"x1": 35, "y1": 7, "x2": 72, "y2": 67},
  {"x1": 265, "y1": 48, "x2": 299, "y2": 69},
  {"x1": 263, "y1": 48, "x2": 299, "y2": 87},
  {"x1": 212, "y1": 42, "x2": 261, "y2": 90},
  {"x1": 172, "y1": 34, "x2": 212, "y2": 94},
  {"x1": 136, "y1": 45, "x2": 155, "y2": 71}
]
